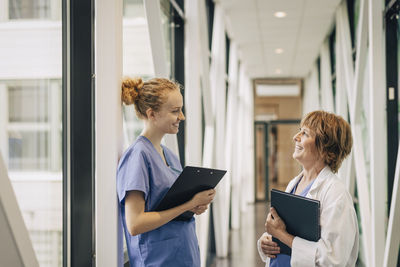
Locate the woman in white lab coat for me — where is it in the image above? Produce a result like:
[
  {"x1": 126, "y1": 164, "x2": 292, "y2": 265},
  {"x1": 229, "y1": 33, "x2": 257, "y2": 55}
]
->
[{"x1": 257, "y1": 110, "x2": 359, "y2": 267}]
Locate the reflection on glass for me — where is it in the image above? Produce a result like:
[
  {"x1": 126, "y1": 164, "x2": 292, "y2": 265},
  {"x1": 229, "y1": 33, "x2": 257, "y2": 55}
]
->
[{"x1": 0, "y1": 0, "x2": 62, "y2": 265}]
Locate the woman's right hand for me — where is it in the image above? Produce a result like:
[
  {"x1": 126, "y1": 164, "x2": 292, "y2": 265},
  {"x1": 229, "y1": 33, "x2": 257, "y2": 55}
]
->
[
  {"x1": 260, "y1": 235, "x2": 280, "y2": 259},
  {"x1": 189, "y1": 189, "x2": 216, "y2": 209}
]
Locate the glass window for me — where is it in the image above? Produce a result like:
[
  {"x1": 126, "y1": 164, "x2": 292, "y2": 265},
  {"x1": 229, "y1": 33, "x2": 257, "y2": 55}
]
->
[
  {"x1": 160, "y1": 0, "x2": 172, "y2": 77},
  {"x1": 121, "y1": 0, "x2": 175, "y2": 148},
  {"x1": 5, "y1": 80, "x2": 62, "y2": 172},
  {"x1": 9, "y1": 131, "x2": 49, "y2": 170},
  {"x1": 0, "y1": 0, "x2": 62, "y2": 264},
  {"x1": 122, "y1": 0, "x2": 159, "y2": 146},
  {"x1": 9, "y1": 0, "x2": 51, "y2": 20},
  {"x1": 8, "y1": 81, "x2": 49, "y2": 123},
  {"x1": 353, "y1": 0, "x2": 360, "y2": 47}
]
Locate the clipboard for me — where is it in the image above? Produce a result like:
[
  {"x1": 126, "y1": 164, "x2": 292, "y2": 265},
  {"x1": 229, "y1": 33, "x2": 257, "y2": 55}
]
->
[
  {"x1": 270, "y1": 189, "x2": 321, "y2": 255},
  {"x1": 154, "y1": 166, "x2": 227, "y2": 221}
]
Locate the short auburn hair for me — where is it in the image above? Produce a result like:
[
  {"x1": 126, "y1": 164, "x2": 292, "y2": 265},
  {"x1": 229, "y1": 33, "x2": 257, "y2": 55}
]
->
[
  {"x1": 301, "y1": 110, "x2": 353, "y2": 173},
  {"x1": 121, "y1": 77, "x2": 181, "y2": 119}
]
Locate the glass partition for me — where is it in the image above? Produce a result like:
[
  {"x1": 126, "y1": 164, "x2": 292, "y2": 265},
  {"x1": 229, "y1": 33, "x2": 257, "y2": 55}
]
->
[{"x1": 122, "y1": 0, "x2": 154, "y2": 146}]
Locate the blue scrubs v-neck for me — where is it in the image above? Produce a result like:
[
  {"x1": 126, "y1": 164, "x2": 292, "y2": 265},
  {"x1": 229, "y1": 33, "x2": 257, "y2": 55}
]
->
[{"x1": 117, "y1": 136, "x2": 200, "y2": 267}]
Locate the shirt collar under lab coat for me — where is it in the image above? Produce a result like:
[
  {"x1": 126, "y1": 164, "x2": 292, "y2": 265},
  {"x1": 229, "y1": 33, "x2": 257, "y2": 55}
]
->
[{"x1": 285, "y1": 165, "x2": 334, "y2": 198}]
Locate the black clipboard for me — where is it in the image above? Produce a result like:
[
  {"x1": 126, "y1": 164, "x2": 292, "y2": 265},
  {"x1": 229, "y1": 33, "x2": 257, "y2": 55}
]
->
[
  {"x1": 154, "y1": 166, "x2": 227, "y2": 221},
  {"x1": 270, "y1": 189, "x2": 320, "y2": 255}
]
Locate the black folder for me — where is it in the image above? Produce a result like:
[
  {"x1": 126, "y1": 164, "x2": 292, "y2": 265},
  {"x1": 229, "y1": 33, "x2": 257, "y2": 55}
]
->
[
  {"x1": 270, "y1": 189, "x2": 320, "y2": 255},
  {"x1": 155, "y1": 166, "x2": 227, "y2": 221}
]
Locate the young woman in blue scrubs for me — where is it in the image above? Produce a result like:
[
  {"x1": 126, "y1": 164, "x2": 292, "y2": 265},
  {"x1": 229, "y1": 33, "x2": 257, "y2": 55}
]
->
[{"x1": 118, "y1": 77, "x2": 216, "y2": 267}]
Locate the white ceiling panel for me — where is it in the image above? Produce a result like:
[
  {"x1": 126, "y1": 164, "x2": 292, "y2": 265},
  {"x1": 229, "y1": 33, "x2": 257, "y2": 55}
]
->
[{"x1": 219, "y1": 0, "x2": 341, "y2": 78}]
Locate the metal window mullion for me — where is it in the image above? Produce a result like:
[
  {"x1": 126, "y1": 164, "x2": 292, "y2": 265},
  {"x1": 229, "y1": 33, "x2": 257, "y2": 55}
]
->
[
  {"x1": 368, "y1": 0, "x2": 388, "y2": 265},
  {"x1": 353, "y1": 125, "x2": 373, "y2": 262},
  {"x1": 61, "y1": 0, "x2": 70, "y2": 265},
  {"x1": 63, "y1": 0, "x2": 95, "y2": 266},
  {"x1": 95, "y1": 0, "x2": 123, "y2": 266},
  {"x1": 336, "y1": 4, "x2": 355, "y2": 105},
  {"x1": 187, "y1": 1, "x2": 213, "y2": 265},
  {"x1": 233, "y1": 64, "x2": 247, "y2": 228},
  {"x1": 243, "y1": 72, "x2": 255, "y2": 206},
  {"x1": 237, "y1": 66, "x2": 248, "y2": 211},
  {"x1": 351, "y1": 0, "x2": 368, "y2": 124},
  {"x1": 225, "y1": 44, "x2": 240, "y2": 229},
  {"x1": 303, "y1": 63, "x2": 320, "y2": 115},
  {"x1": 225, "y1": 42, "x2": 239, "y2": 229},
  {"x1": 383, "y1": 144, "x2": 400, "y2": 267},
  {"x1": 184, "y1": 0, "x2": 202, "y2": 166},
  {"x1": 210, "y1": 4, "x2": 229, "y2": 258}
]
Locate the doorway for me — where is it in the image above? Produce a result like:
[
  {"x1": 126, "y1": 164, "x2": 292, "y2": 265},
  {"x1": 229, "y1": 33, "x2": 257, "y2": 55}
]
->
[{"x1": 254, "y1": 119, "x2": 301, "y2": 202}]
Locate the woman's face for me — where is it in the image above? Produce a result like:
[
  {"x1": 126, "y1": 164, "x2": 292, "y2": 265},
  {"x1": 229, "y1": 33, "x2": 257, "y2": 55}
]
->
[
  {"x1": 292, "y1": 126, "x2": 320, "y2": 166},
  {"x1": 152, "y1": 89, "x2": 185, "y2": 134}
]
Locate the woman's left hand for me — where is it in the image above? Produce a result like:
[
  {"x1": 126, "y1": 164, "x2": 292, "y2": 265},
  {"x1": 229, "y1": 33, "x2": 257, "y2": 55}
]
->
[
  {"x1": 265, "y1": 207, "x2": 287, "y2": 238},
  {"x1": 190, "y1": 205, "x2": 208, "y2": 215}
]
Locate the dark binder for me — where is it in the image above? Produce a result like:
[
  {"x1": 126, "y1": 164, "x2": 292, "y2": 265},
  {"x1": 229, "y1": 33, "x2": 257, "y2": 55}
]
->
[
  {"x1": 155, "y1": 166, "x2": 227, "y2": 221},
  {"x1": 270, "y1": 189, "x2": 320, "y2": 255}
]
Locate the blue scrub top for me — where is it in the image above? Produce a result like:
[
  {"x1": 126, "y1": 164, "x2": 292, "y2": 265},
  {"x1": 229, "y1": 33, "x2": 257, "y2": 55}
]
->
[
  {"x1": 270, "y1": 177, "x2": 316, "y2": 267},
  {"x1": 117, "y1": 136, "x2": 200, "y2": 267}
]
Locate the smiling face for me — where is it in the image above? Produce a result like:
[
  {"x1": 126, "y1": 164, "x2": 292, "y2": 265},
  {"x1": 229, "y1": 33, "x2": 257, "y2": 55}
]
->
[
  {"x1": 292, "y1": 126, "x2": 320, "y2": 167},
  {"x1": 152, "y1": 89, "x2": 185, "y2": 134}
]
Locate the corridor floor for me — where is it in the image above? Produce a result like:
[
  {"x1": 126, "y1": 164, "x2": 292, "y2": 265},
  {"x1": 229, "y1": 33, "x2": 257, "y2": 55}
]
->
[{"x1": 209, "y1": 202, "x2": 267, "y2": 267}]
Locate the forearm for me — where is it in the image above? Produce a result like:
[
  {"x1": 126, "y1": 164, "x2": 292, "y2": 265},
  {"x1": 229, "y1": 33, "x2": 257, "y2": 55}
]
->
[
  {"x1": 276, "y1": 230, "x2": 295, "y2": 248},
  {"x1": 128, "y1": 201, "x2": 194, "y2": 235}
]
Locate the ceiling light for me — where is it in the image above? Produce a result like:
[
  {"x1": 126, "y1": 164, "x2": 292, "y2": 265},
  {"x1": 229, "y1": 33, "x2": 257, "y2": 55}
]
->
[
  {"x1": 256, "y1": 84, "x2": 300, "y2": 97},
  {"x1": 275, "y1": 48, "x2": 284, "y2": 54},
  {"x1": 275, "y1": 69, "x2": 282, "y2": 74},
  {"x1": 274, "y1": 11, "x2": 287, "y2": 18}
]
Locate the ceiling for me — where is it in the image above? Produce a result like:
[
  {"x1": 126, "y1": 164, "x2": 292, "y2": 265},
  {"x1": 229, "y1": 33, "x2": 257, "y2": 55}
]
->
[{"x1": 219, "y1": 0, "x2": 341, "y2": 79}]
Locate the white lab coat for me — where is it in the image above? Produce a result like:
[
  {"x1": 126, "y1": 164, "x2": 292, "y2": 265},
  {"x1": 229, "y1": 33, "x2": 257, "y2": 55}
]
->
[{"x1": 257, "y1": 166, "x2": 359, "y2": 267}]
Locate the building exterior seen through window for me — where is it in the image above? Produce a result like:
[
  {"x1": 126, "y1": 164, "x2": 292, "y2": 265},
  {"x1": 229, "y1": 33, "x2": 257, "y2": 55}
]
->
[{"x1": 0, "y1": 0, "x2": 62, "y2": 266}]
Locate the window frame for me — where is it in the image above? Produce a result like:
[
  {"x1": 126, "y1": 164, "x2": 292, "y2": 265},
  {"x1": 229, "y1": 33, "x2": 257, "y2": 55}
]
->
[{"x1": 62, "y1": 0, "x2": 95, "y2": 265}]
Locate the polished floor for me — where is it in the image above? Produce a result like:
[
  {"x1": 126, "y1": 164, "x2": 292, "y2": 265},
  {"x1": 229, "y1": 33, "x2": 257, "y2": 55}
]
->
[{"x1": 209, "y1": 202, "x2": 268, "y2": 267}]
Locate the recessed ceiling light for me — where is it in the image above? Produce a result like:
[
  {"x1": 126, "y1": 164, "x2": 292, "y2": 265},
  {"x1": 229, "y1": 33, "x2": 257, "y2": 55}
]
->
[
  {"x1": 274, "y1": 11, "x2": 287, "y2": 18},
  {"x1": 275, "y1": 48, "x2": 284, "y2": 54},
  {"x1": 275, "y1": 69, "x2": 282, "y2": 74}
]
